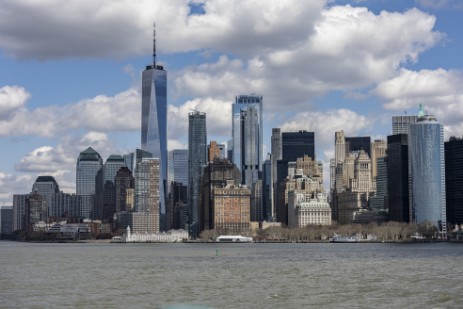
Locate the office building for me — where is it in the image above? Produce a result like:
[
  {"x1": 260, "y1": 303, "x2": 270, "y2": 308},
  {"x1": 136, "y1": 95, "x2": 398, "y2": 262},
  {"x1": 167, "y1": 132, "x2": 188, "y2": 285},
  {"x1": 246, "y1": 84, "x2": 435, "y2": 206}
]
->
[
  {"x1": 282, "y1": 131, "x2": 315, "y2": 162},
  {"x1": 387, "y1": 134, "x2": 410, "y2": 222},
  {"x1": 208, "y1": 141, "x2": 225, "y2": 161},
  {"x1": 188, "y1": 111, "x2": 207, "y2": 236},
  {"x1": 392, "y1": 115, "x2": 418, "y2": 135},
  {"x1": 445, "y1": 136, "x2": 463, "y2": 225},
  {"x1": 76, "y1": 147, "x2": 103, "y2": 219},
  {"x1": 115, "y1": 167, "x2": 134, "y2": 213},
  {"x1": 345, "y1": 136, "x2": 371, "y2": 158},
  {"x1": 199, "y1": 158, "x2": 241, "y2": 232},
  {"x1": 1, "y1": 206, "x2": 13, "y2": 237},
  {"x1": 408, "y1": 111, "x2": 446, "y2": 234},
  {"x1": 288, "y1": 192, "x2": 331, "y2": 228},
  {"x1": 135, "y1": 158, "x2": 160, "y2": 215},
  {"x1": 213, "y1": 182, "x2": 251, "y2": 232},
  {"x1": 32, "y1": 176, "x2": 60, "y2": 218},
  {"x1": 371, "y1": 140, "x2": 387, "y2": 179},
  {"x1": 232, "y1": 94, "x2": 263, "y2": 186},
  {"x1": 141, "y1": 24, "x2": 167, "y2": 215},
  {"x1": 168, "y1": 149, "x2": 188, "y2": 187}
]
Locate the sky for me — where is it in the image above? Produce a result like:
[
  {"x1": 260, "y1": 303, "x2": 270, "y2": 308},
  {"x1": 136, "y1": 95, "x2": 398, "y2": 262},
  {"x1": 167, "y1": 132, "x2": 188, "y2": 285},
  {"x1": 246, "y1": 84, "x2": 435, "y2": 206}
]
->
[{"x1": 1, "y1": 0, "x2": 463, "y2": 205}]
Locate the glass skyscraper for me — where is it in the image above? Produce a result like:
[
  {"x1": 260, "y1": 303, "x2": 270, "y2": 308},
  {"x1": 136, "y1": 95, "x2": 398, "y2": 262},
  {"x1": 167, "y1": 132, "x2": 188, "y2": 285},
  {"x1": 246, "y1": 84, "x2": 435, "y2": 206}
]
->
[
  {"x1": 408, "y1": 113, "x2": 446, "y2": 234},
  {"x1": 141, "y1": 27, "x2": 167, "y2": 214},
  {"x1": 232, "y1": 94, "x2": 263, "y2": 186},
  {"x1": 76, "y1": 147, "x2": 103, "y2": 218},
  {"x1": 188, "y1": 111, "x2": 207, "y2": 236}
]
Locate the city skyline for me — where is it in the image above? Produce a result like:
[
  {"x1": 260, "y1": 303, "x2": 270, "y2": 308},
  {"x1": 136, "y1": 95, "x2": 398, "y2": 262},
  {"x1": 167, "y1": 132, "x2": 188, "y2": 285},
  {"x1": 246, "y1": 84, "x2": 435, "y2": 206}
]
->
[{"x1": 1, "y1": 0, "x2": 463, "y2": 204}]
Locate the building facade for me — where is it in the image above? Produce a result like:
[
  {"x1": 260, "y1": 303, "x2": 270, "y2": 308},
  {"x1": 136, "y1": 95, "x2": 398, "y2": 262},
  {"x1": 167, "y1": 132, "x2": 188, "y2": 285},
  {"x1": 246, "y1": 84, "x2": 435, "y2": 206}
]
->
[
  {"x1": 32, "y1": 176, "x2": 60, "y2": 218},
  {"x1": 445, "y1": 136, "x2": 463, "y2": 225},
  {"x1": 141, "y1": 27, "x2": 167, "y2": 216},
  {"x1": 232, "y1": 94, "x2": 263, "y2": 186},
  {"x1": 288, "y1": 192, "x2": 331, "y2": 228},
  {"x1": 213, "y1": 183, "x2": 251, "y2": 232},
  {"x1": 188, "y1": 111, "x2": 207, "y2": 236},
  {"x1": 408, "y1": 113, "x2": 446, "y2": 234},
  {"x1": 387, "y1": 134, "x2": 410, "y2": 222},
  {"x1": 76, "y1": 147, "x2": 103, "y2": 219},
  {"x1": 392, "y1": 115, "x2": 418, "y2": 135}
]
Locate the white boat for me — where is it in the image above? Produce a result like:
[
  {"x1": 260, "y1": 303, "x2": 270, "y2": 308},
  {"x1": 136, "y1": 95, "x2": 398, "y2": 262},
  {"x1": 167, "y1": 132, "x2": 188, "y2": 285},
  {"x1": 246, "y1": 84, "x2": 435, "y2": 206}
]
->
[
  {"x1": 215, "y1": 235, "x2": 253, "y2": 243},
  {"x1": 330, "y1": 234, "x2": 360, "y2": 243}
]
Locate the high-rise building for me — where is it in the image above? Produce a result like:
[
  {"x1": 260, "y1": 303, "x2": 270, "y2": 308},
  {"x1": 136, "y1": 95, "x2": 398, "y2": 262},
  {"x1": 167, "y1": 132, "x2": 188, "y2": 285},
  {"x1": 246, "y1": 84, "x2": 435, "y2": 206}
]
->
[
  {"x1": 13, "y1": 194, "x2": 29, "y2": 231},
  {"x1": 76, "y1": 147, "x2": 103, "y2": 219},
  {"x1": 232, "y1": 94, "x2": 263, "y2": 186},
  {"x1": 371, "y1": 140, "x2": 387, "y2": 179},
  {"x1": 208, "y1": 141, "x2": 225, "y2": 161},
  {"x1": 115, "y1": 167, "x2": 134, "y2": 213},
  {"x1": 1, "y1": 206, "x2": 13, "y2": 237},
  {"x1": 387, "y1": 134, "x2": 410, "y2": 222},
  {"x1": 392, "y1": 115, "x2": 418, "y2": 135},
  {"x1": 188, "y1": 111, "x2": 207, "y2": 236},
  {"x1": 168, "y1": 149, "x2": 188, "y2": 188},
  {"x1": 199, "y1": 158, "x2": 241, "y2": 232},
  {"x1": 282, "y1": 131, "x2": 315, "y2": 162},
  {"x1": 213, "y1": 183, "x2": 251, "y2": 232},
  {"x1": 345, "y1": 136, "x2": 371, "y2": 157},
  {"x1": 335, "y1": 131, "x2": 346, "y2": 163},
  {"x1": 32, "y1": 176, "x2": 60, "y2": 218},
  {"x1": 445, "y1": 136, "x2": 463, "y2": 225},
  {"x1": 141, "y1": 24, "x2": 167, "y2": 215},
  {"x1": 135, "y1": 158, "x2": 160, "y2": 216},
  {"x1": 408, "y1": 111, "x2": 446, "y2": 234},
  {"x1": 270, "y1": 128, "x2": 282, "y2": 221}
]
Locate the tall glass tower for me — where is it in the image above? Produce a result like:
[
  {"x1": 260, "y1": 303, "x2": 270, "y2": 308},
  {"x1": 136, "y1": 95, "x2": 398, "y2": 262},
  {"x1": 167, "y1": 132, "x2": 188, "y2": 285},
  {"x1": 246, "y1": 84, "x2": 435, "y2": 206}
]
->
[
  {"x1": 408, "y1": 110, "x2": 446, "y2": 235},
  {"x1": 232, "y1": 94, "x2": 263, "y2": 186},
  {"x1": 141, "y1": 24, "x2": 167, "y2": 214},
  {"x1": 188, "y1": 111, "x2": 207, "y2": 236},
  {"x1": 76, "y1": 147, "x2": 103, "y2": 218}
]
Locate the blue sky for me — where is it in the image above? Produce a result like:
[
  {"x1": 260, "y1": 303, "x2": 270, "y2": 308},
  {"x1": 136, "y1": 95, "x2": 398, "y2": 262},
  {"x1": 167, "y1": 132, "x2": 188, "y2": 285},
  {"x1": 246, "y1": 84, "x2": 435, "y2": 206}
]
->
[{"x1": 1, "y1": 0, "x2": 463, "y2": 204}]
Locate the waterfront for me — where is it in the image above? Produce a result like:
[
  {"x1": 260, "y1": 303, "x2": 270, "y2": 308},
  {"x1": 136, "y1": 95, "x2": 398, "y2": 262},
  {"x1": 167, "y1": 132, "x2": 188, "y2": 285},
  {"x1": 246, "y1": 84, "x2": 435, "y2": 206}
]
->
[{"x1": 1, "y1": 241, "x2": 462, "y2": 308}]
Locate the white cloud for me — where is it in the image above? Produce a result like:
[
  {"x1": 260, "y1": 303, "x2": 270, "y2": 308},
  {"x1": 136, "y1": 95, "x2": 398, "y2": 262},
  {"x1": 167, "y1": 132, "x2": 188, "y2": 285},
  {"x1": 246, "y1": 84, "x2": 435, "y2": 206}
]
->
[
  {"x1": 280, "y1": 108, "x2": 371, "y2": 159},
  {"x1": 0, "y1": 86, "x2": 30, "y2": 118},
  {"x1": 0, "y1": 87, "x2": 140, "y2": 137},
  {"x1": 377, "y1": 68, "x2": 463, "y2": 138},
  {"x1": 174, "y1": 5, "x2": 443, "y2": 113}
]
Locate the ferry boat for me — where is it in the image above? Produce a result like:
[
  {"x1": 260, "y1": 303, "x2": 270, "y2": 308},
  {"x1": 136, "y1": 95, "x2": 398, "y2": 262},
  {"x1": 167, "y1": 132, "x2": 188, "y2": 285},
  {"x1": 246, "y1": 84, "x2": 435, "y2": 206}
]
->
[
  {"x1": 215, "y1": 235, "x2": 253, "y2": 243},
  {"x1": 330, "y1": 234, "x2": 360, "y2": 243}
]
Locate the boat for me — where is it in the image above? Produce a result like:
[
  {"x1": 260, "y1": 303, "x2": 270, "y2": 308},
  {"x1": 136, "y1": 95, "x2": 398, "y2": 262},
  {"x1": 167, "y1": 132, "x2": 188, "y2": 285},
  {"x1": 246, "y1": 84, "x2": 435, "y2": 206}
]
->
[
  {"x1": 330, "y1": 234, "x2": 360, "y2": 243},
  {"x1": 215, "y1": 235, "x2": 253, "y2": 243}
]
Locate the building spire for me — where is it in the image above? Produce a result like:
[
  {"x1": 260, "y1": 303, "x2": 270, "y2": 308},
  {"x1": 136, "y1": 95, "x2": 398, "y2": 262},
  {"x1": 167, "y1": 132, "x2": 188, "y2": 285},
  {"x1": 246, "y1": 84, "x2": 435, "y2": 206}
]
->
[{"x1": 152, "y1": 22, "x2": 156, "y2": 66}]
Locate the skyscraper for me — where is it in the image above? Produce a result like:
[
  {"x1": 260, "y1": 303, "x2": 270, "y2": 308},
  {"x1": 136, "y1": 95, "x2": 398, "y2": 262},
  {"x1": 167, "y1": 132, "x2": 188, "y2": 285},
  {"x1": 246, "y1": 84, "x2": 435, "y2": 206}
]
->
[
  {"x1": 392, "y1": 115, "x2": 418, "y2": 135},
  {"x1": 345, "y1": 136, "x2": 371, "y2": 157},
  {"x1": 444, "y1": 136, "x2": 463, "y2": 225},
  {"x1": 168, "y1": 149, "x2": 188, "y2": 188},
  {"x1": 76, "y1": 147, "x2": 103, "y2": 218},
  {"x1": 387, "y1": 134, "x2": 410, "y2": 222},
  {"x1": 141, "y1": 24, "x2": 167, "y2": 215},
  {"x1": 282, "y1": 131, "x2": 315, "y2": 162},
  {"x1": 270, "y1": 128, "x2": 282, "y2": 221},
  {"x1": 408, "y1": 111, "x2": 446, "y2": 234},
  {"x1": 188, "y1": 111, "x2": 207, "y2": 236},
  {"x1": 32, "y1": 176, "x2": 59, "y2": 218},
  {"x1": 232, "y1": 94, "x2": 263, "y2": 186}
]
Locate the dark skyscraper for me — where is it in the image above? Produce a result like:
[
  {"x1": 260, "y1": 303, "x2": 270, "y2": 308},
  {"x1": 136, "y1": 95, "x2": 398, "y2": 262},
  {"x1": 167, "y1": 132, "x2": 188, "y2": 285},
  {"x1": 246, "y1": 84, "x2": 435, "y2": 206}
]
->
[
  {"x1": 387, "y1": 134, "x2": 410, "y2": 222},
  {"x1": 445, "y1": 136, "x2": 463, "y2": 225},
  {"x1": 282, "y1": 131, "x2": 315, "y2": 161},
  {"x1": 345, "y1": 136, "x2": 371, "y2": 157},
  {"x1": 188, "y1": 111, "x2": 207, "y2": 236},
  {"x1": 141, "y1": 24, "x2": 167, "y2": 215},
  {"x1": 76, "y1": 147, "x2": 103, "y2": 219}
]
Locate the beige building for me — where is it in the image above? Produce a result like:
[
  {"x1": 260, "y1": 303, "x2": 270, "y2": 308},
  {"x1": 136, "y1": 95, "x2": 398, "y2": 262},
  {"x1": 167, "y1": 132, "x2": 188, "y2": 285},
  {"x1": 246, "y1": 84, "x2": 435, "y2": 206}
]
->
[
  {"x1": 288, "y1": 192, "x2": 331, "y2": 228},
  {"x1": 213, "y1": 183, "x2": 251, "y2": 232},
  {"x1": 371, "y1": 139, "x2": 387, "y2": 179}
]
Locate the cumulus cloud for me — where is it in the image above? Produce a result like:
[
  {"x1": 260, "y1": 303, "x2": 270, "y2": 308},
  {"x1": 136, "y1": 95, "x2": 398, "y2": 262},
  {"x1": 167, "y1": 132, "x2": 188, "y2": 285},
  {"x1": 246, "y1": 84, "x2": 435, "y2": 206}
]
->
[
  {"x1": 280, "y1": 108, "x2": 371, "y2": 159},
  {"x1": 174, "y1": 5, "x2": 443, "y2": 113},
  {"x1": 0, "y1": 86, "x2": 30, "y2": 118},
  {"x1": 377, "y1": 68, "x2": 463, "y2": 138},
  {"x1": 0, "y1": 0, "x2": 325, "y2": 60},
  {"x1": 0, "y1": 87, "x2": 140, "y2": 137}
]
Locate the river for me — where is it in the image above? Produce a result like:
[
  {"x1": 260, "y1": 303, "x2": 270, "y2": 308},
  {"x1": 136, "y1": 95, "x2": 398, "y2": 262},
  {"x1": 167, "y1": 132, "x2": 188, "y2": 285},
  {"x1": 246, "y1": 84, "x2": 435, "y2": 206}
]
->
[{"x1": 1, "y1": 241, "x2": 462, "y2": 308}]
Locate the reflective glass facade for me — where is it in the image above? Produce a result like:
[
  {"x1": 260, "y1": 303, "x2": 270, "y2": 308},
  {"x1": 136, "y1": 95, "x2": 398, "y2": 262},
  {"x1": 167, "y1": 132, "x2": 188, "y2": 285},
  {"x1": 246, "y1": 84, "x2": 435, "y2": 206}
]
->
[
  {"x1": 76, "y1": 147, "x2": 103, "y2": 218},
  {"x1": 141, "y1": 64, "x2": 167, "y2": 214},
  {"x1": 232, "y1": 94, "x2": 263, "y2": 186},
  {"x1": 408, "y1": 116, "x2": 446, "y2": 233},
  {"x1": 188, "y1": 111, "x2": 207, "y2": 236}
]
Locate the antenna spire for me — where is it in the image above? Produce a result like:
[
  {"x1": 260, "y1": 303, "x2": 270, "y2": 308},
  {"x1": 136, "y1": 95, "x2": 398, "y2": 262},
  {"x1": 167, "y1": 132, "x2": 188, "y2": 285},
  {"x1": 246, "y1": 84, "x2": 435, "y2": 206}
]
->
[{"x1": 153, "y1": 22, "x2": 156, "y2": 66}]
